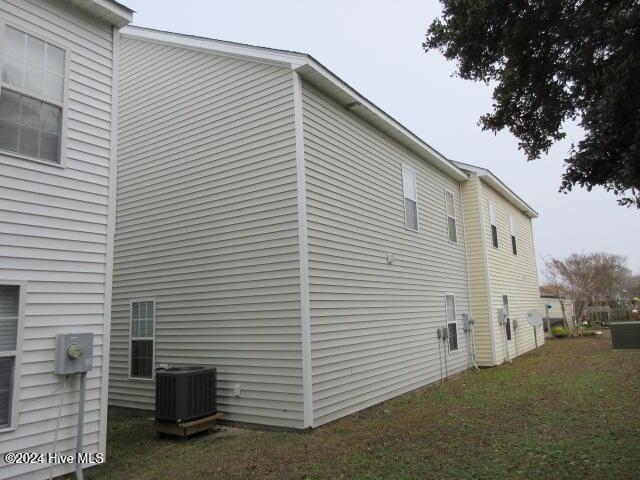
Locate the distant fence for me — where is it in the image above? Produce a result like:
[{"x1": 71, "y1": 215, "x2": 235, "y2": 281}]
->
[{"x1": 587, "y1": 307, "x2": 632, "y2": 325}]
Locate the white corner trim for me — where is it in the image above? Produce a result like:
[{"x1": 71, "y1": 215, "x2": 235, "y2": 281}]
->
[
  {"x1": 293, "y1": 71, "x2": 313, "y2": 428},
  {"x1": 476, "y1": 177, "x2": 497, "y2": 365},
  {"x1": 99, "y1": 25, "x2": 119, "y2": 457}
]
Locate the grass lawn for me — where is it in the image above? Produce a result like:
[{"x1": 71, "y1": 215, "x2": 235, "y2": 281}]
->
[{"x1": 87, "y1": 333, "x2": 640, "y2": 480}]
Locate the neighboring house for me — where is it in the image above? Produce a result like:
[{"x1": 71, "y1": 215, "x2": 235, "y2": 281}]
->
[
  {"x1": 455, "y1": 161, "x2": 544, "y2": 366},
  {"x1": 0, "y1": 1, "x2": 131, "y2": 479},
  {"x1": 540, "y1": 294, "x2": 574, "y2": 328},
  {"x1": 109, "y1": 27, "x2": 475, "y2": 429}
]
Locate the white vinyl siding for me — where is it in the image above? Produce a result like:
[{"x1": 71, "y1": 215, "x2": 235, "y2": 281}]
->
[
  {"x1": 0, "y1": 24, "x2": 67, "y2": 164},
  {"x1": 483, "y1": 183, "x2": 544, "y2": 364},
  {"x1": 402, "y1": 164, "x2": 418, "y2": 231},
  {"x1": 130, "y1": 300, "x2": 154, "y2": 379},
  {"x1": 302, "y1": 80, "x2": 471, "y2": 426},
  {"x1": 0, "y1": 0, "x2": 116, "y2": 478},
  {"x1": 445, "y1": 189, "x2": 457, "y2": 243},
  {"x1": 110, "y1": 36, "x2": 304, "y2": 429}
]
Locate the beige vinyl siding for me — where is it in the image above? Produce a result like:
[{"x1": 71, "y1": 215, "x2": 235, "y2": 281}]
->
[
  {"x1": 459, "y1": 175, "x2": 494, "y2": 366},
  {"x1": 301, "y1": 81, "x2": 472, "y2": 426},
  {"x1": 481, "y1": 183, "x2": 544, "y2": 364},
  {"x1": 0, "y1": 0, "x2": 115, "y2": 478},
  {"x1": 110, "y1": 37, "x2": 304, "y2": 428}
]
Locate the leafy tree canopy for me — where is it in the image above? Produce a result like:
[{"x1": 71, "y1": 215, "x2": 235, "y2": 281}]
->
[{"x1": 424, "y1": 0, "x2": 640, "y2": 207}]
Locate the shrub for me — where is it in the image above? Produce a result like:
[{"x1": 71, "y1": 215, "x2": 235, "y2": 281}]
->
[
  {"x1": 579, "y1": 330, "x2": 596, "y2": 337},
  {"x1": 551, "y1": 326, "x2": 569, "y2": 338}
]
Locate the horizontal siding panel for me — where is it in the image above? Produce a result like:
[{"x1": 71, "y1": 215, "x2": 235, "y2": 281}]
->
[
  {"x1": 0, "y1": 1, "x2": 114, "y2": 479},
  {"x1": 302, "y1": 81, "x2": 472, "y2": 427},
  {"x1": 109, "y1": 37, "x2": 304, "y2": 428}
]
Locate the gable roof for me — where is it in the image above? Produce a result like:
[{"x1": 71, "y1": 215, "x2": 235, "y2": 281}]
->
[
  {"x1": 452, "y1": 160, "x2": 538, "y2": 218},
  {"x1": 120, "y1": 26, "x2": 468, "y2": 182},
  {"x1": 69, "y1": 0, "x2": 133, "y2": 27}
]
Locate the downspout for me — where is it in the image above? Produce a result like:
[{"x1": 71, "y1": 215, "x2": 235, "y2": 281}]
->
[
  {"x1": 292, "y1": 71, "x2": 314, "y2": 428},
  {"x1": 476, "y1": 176, "x2": 498, "y2": 365},
  {"x1": 458, "y1": 181, "x2": 475, "y2": 369},
  {"x1": 99, "y1": 25, "x2": 120, "y2": 458}
]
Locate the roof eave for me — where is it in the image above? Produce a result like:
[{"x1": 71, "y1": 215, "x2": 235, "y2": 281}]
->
[
  {"x1": 295, "y1": 60, "x2": 468, "y2": 182},
  {"x1": 71, "y1": 0, "x2": 133, "y2": 27},
  {"x1": 120, "y1": 27, "x2": 467, "y2": 183},
  {"x1": 452, "y1": 160, "x2": 538, "y2": 218}
]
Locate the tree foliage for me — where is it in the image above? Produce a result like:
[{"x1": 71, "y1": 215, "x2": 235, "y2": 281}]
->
[{"x1": 424, "y1": 0, "x2": 640, "y2": 207}]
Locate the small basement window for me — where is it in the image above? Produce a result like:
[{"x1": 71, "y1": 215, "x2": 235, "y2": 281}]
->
[
  {"x1": 489, "y1": 201, "x2": 498, "y2": 248},
  {"x1": 402, "y1": 164, "x2": 418, "y2": 231},
  {"x1": 130, "y1": 300, "x2": 155, "y2": 379},
  {"x1": 445, "y1": 294, "x2": 458, "y2": 352}
]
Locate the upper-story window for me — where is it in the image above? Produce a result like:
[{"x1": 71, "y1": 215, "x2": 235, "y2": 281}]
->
[
  {"x1": 509, "y1": 214, "x2": 517, "y2": 255},
  {"x1": 489, "y1": 201, "x2": 498, "y2": 248},
  {"x1": 402, "y1": 165, "x2": 418, "y2": 231},
  {"x1": 0, "y1": 26, "x2": 65, "y2": 164},
  {"x1": 445, "y1": 189, "x2": 457, "y2": 243}
]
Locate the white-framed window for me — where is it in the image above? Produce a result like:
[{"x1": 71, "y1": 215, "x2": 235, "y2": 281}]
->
[
  {"x1": 0, "y1": 283, "x2": 23, "y2": 431},
  {"x1": 489, "y1": 201, "x2": 498, "y2": 248},
  {"x1": 445, "y1": 294, "x2": 458, "y2": 352},
  {"x1": 509, "y1": 214, "x2": 517, "y2": 255},
  {"x1": 130, "y1": 300, "x2": 155, "y2": 379},
  {"x1": 445, "y1": 189, "x2": 457, "y2": 243},
  {"x1": 502, "y1": 295, "x2": 511, "y2": 341},
  {"x1": 402, "y1": 164, "x2": 418, "y2": 231},
  {"x1": 0, "y1": 24, "x2": 67, "y2": 165}
]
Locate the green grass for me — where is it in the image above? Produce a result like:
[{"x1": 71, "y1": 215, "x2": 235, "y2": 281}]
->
[{"x1": 87, "y1": 333, "x2": 640, "y2": 480}]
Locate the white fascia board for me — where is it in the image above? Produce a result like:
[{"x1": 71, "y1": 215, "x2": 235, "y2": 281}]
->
[
  {"x1": 294, "y1": 59, "x2": 468, "y2": 183},
  {"x1": 73, "y1": 0, "x2": 133, "y2": 27},
  {"x1": 453, "y1": 161, "x2": 538, "y2": 218},
  {"x1": 121, "y1": 26, "x2": 307, "y2": 68}
]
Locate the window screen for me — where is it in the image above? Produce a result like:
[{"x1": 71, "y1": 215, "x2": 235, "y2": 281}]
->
[
  {"x1": 402, "y1": 165, "x2": 418, "y2": 231},
  {"x1": 503, "y1": 295, "x2": 512, "y2": 341},
  {"x1": 131, "y1": 300, "x2": 155, "y2": 378},
  {"x1": 445, "y1": 190, "x2": 457, "y2": 243},
  {"x1": 509, "y1": 214, "x2": 517, "y2": 255},
  {"x1": 0, "y1": 285, "x2": 19, "y2": 428},
  {"x1": 445, "y1": 294, "x2": 458, "y2": 352},
  {"x1": 0, "y1": 26, "x2": 64, "y2": 163},
  {"x1": 489, "y1": 202, "x2": 498, "y2": 248}
]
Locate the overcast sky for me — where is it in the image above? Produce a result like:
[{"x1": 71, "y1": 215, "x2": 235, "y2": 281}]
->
[{"x1": 124, "y1": 0, "x2": 640, "y2": 276}]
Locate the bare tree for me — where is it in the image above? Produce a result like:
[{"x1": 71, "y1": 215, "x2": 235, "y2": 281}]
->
[
  {"x1": 542, "y1": 265, "x2": 574, "y2": 335},
  {"x1": 544, "y1": 253, "x2": 630, "y2": 329}
]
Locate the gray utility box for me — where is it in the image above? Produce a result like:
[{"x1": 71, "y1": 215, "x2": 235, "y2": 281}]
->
[
  {"x1": 610, "y1": 322, "x2": 640, "y2": 350},
  {"x1": 55, "y1": 333, "x2": 94, "y2": 374}
]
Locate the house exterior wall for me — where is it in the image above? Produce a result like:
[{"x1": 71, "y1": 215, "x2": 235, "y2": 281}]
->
[
  {"x1": 109, "y1": 37, "x2": 306, "y2": 428},
  {"x1": 460, "y1": 173, "x2": 544, "y2": 366},
  {"x1": 481, "y1": 182, "x2": 544, "y2": 364},
  {"x1": 0, "y1": 0, "x2": 118, "y2": 478},
  {"x1": 301, "y1": 81, "x2": 473, "y2": 426},
  {"x1": 459, "y1": 175, "x2": 495, "y2": 366}
]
